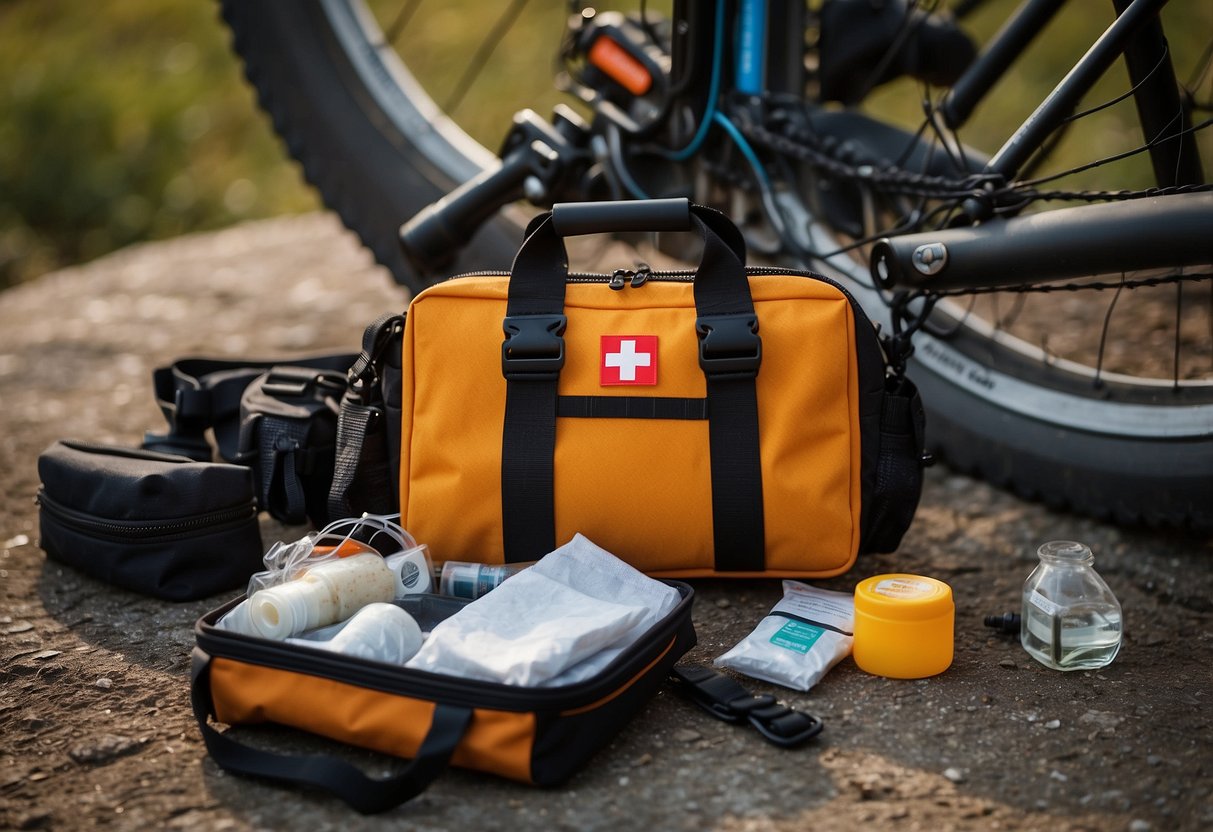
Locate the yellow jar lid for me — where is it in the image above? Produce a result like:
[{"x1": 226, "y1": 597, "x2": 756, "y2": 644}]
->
[{"x1": 854, "y1": 573, "x2": 953, "y2": 621}]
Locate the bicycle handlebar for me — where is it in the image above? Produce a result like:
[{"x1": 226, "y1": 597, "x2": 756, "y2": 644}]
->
[{"x1": 398, "y1": 153, "x2": 535, "y2": 276}]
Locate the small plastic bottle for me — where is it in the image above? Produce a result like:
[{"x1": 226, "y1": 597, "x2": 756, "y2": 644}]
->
[
  {"x1": 249, "y1": 552, "x2": 397, "y2": 639},
  {"x1": 1020, "y1": 540, "x2": 1122, "y2": 671},
  {"x1": 439, "y1": 561, "x2": 526, "y2": 599}
]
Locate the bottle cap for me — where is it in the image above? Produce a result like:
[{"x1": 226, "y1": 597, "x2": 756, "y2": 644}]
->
[
  {"x1": 852, "y1": 573, "x2": 954, "y2": 678},
  {"x1": 249, "y1": 579, "x2": 314, "y2": 640}
]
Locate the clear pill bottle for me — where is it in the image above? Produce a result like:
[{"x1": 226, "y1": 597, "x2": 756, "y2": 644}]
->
[{"x1": 1021, "y1": 541, "x2": 1122, "y2": 671}]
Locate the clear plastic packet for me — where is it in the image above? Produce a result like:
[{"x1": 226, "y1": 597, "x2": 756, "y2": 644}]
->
[
  {"x1": 216, "y1": 513, "x2": 432, "y2": 635},
  {"x1": 714, "y1": 581, "x2": 855, "y2": 692}
]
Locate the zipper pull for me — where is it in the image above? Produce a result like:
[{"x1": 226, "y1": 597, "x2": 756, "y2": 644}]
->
[
  {"x1": 630, "y1": 264, "x2": 652, "y2": 287},
  {"x1": 609, "y1": 269, "x2": 631, "y2": 290}
]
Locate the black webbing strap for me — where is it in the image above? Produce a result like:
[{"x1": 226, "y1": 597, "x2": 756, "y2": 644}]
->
[
  {"x1": 500, "y1": 202, "x2": 766, "y2": 570},
  {"x1": 329, "y1": 315, "x2": 404, "y2": 521},
  {"x1": 147, "y1": 353, "x2": 358, "y2": 462},
  {"x1": 190, "y1": 651, "x2": 471, "y2": 815},
  {"x1": 669, "y1": 663, "x2": 823, "y2": 749}
]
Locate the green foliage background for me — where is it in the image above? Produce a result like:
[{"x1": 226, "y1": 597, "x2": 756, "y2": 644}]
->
[
  {"x1": 1, "y1": 0, "x2": 1209, "y2": 290},
  {"x1": 0, "y1": 0, "x2": 318, "y2": 289}
]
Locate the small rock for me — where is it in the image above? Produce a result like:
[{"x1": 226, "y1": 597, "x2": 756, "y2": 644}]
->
[
  {"x1": 1050, "y1": 770, "x2": 1068, "y2": 782},
  {"x1": 715, "y1": 598, "x2": 731, "y2": 609},
  {"x1": 1079, "y1": 710, "x2": 1122, "y2": 730},
  {"x1": 943, "y1": 767, "x2": 965, "y2": 784},
  {"x1": 632, "y1": 753, "x2": 653, "y2": 767},
  {"x1": 4, "y1": 534, "x2": 30, "y2": 549},
  {"x1": 95, "y1": 677, "x2": 113, "y2": 690},
  {"x1": 1146, "y1": 755, "x2": 1163, "y2": 767},
  {"x1": 674, "y1": 728, "x2": 702, "y2": 743},
  {"x1": 1044, "y1": 719, "x2": 1061, "y2": 730},
  {"x1": 2, "y1": 621, "x2": 33, "y2": 634},
  {"x1": 68, "y1": 734, "x2": 143, "y2": 765},
  {"x1": 17, "y1": 810, "x2": 52, "y2": 830},
  {"x1": 998, "y1": 658, "x2": 1017, "y2": 669},
  {"x1": 27, "y1": 772, "x2": 50, "y2": 782},
  {"x1": 1128, "y1": 820, "x2": 1151, "y2": 832},
  {"x1": 32, "y1": 650, "x2": 61, "y2": 661}
]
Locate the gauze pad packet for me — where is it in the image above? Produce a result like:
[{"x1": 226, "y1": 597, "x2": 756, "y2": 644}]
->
[{"x1": 715, "y1": 581, "x2": 855, "y2": 691}]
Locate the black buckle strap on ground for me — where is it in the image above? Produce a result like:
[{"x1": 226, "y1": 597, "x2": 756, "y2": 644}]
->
[{"x1": 669, "y1": 663, "x2": 823, "y2": 749}]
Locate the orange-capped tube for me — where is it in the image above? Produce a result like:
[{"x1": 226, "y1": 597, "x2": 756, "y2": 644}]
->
[
  {"x1": 588, "y1": 35, "x2": 652, "y2": 96},
  {"x1": 853, "y1": 573, "x2": 954, "y2": 678},
  {"x1": 312, "y1": 539, "x2": 377, "y2": 559}
]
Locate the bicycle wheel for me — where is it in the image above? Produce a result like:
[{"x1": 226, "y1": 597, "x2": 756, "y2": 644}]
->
[
  {"x1": 219, "y1": 0, "x2": 526, "y2": 292},
  {"x1": 221, "y1": 0, "x2": 1213, "y2": 530}
]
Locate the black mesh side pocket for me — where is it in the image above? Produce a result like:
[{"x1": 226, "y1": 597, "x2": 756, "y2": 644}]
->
[{"x1": 861, "y1": 377, "x2": 927, "y2": 554}]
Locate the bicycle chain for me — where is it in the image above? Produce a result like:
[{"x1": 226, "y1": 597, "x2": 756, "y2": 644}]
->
[{"x1": 735, "y1": 112, "x2": 1213, "y2": 208}]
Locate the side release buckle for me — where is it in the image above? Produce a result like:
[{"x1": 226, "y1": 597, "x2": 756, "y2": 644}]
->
[
  {"x1": 502, "y1": 314, "x2": 568, "y2": 380},
  {"x1": 260, "y1": 366, "x2": 346, "y2": 400},
  {"x1": 669, "y1": 663, "x2": 823, "y2": 749},
  {"x1": 695, "y1": 313, "x2": 761, "y2": 378}
]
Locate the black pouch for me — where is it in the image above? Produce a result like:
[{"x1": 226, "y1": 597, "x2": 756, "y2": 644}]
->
[
  {"x1": 144, "y1": 354, "x2": 357, "y2": 527},
  {"x1": 861, "y1": 375, "x2": 928, "y2": 554},
  {"x1": 236, "y1": 366, "x2": 346, "y2": 527},
  {"x1": 36, "y1": 440, "x2": 262, "y2": 601}
]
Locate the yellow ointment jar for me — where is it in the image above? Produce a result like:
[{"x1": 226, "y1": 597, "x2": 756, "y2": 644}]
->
[{"x1": 852, "y1": 573, "x2": 954, "y2": 679}]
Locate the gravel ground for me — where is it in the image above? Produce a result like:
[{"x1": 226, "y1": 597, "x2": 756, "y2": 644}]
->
[{"x1": 1, "y1": 214, "x2": 1210, "y2": 831}]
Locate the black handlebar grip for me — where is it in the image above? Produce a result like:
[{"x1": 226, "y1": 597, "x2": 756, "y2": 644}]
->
[
  {"x1": 399, "y1": 153, "x2": 534, "y2": 275},
  {"x1": 550, "y1": 198, "x2": 692, "y2": 237}
]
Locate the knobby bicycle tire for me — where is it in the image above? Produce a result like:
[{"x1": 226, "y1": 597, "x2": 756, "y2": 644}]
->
[{"x1": 220, "y1": 0, "x2": 1213, "y2": 532}]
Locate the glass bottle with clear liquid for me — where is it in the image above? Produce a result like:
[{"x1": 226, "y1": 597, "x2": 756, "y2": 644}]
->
[{"x1": 1021, "y1": 541, "x2": 1122, "y2": 671}]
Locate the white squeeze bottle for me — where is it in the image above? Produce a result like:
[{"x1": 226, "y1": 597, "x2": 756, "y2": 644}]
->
[{"x1": 248, "y1": 552, "x2": 397, "y2": 639}]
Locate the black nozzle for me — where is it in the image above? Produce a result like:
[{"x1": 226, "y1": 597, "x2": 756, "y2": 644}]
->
[{"x1": 983, "y1": 612, "x2": 1021, "y2": 635}]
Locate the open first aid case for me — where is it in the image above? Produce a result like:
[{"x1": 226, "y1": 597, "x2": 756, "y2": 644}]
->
[{"x1": 191, "y1": 586, "x2": 696, "y2": 814}]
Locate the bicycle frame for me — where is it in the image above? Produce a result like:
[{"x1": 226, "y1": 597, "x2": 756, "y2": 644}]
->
[{"x1": 676, "y1": 0, "x2": 1206, "y2": 292}]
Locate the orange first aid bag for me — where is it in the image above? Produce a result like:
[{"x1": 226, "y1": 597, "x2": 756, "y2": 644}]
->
[{"x1": 381, "y1": 200, "x2": 924, "y2": 577}]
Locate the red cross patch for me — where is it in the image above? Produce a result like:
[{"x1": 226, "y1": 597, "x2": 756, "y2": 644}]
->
[{"x1": 600, "y1": 335, "x2": 658, "y2": 385}]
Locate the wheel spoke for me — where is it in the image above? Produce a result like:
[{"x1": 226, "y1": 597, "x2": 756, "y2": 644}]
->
[
  {"x1": 383, "y1": 0, "x2": 424, "y2": 47},
  {"x1": 442, "y1": 0, "x2": 532, "y2": 115}
]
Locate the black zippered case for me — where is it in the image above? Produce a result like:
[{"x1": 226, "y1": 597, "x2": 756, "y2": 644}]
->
[
  {"x1": 36, "y1": 440, "x2": 262, "y2": 601},
  {"x1": 191, "y1": 585, "x2": 696, "y2": 814}
]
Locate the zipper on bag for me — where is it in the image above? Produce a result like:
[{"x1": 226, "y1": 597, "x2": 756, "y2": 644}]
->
[{"x1": 36, "y1": 490, "x2": 256, "y2": 541}]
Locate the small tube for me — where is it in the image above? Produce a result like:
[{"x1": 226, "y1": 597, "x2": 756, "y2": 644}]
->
[{"x1": 438, "y1": 561, "x2": 528, "y2": 599}]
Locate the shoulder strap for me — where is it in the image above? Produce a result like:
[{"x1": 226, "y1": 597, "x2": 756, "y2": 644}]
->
[
  {"x1": 500, "y1": 203, "x2": 766, "y2": 570},
  {"x1": 145, "y1": 353, "x2": 358, "y2": 462}
]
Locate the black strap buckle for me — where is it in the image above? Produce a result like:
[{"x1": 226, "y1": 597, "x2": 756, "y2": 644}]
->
[
  {"x1": 261, "y1": 367, "x2": 346, "y2": 400},
  {"x1": 501, "y1": 314, "x2": 568, "y2": 380},
  {"x1": 669, "y1": 663, "x2": 822, "y2": 749},
  {"x1": 696, "y1": 313, "x2": 761, "y2": 378}
]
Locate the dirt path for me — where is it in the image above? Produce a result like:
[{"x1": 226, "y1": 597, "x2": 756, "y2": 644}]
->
[{"x1": 1, "y1": 214, "x2": 1210, "y2": 831}]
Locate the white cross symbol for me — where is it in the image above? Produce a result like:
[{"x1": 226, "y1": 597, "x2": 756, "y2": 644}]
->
[{"x1": 605, "y1": 339, "x2": 652, "y2": 381}]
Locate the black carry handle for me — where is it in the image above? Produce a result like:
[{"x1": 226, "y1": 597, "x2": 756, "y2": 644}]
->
[
  {"x1": 191, "y1": 651, "x2": 472, "y2": 815},
  {"x1": 550, "y1": 197, "x2": 694, "y2": 237},
  {"x1": 507, "y1": 199, "x2": 751, "y2": 318}
]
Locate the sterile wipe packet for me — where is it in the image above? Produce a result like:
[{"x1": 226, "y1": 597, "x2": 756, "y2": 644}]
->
[{"x1": 714, "y1": 581, "x2": 855, "y2": 692}]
